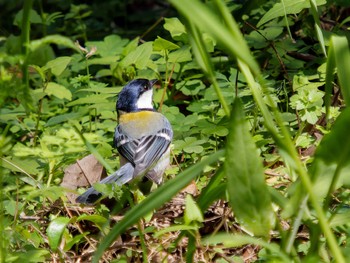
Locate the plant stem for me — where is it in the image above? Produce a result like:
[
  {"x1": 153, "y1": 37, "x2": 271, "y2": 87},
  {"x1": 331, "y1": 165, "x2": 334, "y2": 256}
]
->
[{"x1": 21, "y1": 0, "x2": 34, "y2": 93}]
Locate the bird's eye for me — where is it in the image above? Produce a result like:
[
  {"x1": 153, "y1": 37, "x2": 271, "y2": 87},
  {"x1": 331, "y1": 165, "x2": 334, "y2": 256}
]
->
[{"x1": 143, "y1": 85, "x2": 148, "y2": 91}]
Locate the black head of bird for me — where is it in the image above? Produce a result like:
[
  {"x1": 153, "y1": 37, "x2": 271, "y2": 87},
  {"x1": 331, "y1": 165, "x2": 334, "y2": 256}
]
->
[{"x1": 116, "y1": 79, "x2": 158, "y2": 113}]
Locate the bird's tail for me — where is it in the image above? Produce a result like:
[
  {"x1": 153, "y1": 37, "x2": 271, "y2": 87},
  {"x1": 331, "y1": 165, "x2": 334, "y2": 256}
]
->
[{"x1": 75, "y1": 163, "x2": 134, "y2": 204}]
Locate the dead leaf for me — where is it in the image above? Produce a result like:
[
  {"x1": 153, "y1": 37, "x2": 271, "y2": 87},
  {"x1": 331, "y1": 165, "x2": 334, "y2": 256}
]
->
[{"x1": 61, "y1": 154, "x2": 106, "y2": 203}]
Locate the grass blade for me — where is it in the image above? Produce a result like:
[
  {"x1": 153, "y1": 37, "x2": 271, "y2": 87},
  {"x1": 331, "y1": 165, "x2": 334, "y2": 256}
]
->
[
  {"x1": 225, "y1": 98, "x2": 274, "y2": 237},
  {"x1": 331, "y1": 36, "x2": 350, "y2": 105}
]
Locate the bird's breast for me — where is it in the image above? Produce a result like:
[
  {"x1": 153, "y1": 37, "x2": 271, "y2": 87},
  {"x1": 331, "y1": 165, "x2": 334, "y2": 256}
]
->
[{"x1": 118, "y1": 111, "x2": 165, "y2": 138}]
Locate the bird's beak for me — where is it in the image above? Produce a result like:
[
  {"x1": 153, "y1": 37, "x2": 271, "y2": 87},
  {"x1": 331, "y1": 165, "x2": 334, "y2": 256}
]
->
[{"x1": 150, "y1": 79, "x2": 158, "y2": 87}]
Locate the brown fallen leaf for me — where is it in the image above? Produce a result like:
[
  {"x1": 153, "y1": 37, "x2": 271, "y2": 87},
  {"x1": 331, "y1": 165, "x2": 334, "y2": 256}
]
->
[{"x1": 61, "y1": 154, "x2": 106, "y2": 203}]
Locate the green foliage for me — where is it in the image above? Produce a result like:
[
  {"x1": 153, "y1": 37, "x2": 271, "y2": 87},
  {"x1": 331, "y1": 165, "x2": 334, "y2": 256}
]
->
[
  {"x1": 225, "y1": 99, "x2": 274, "y2": 237},
  {"x1": 1, "y1": 0, "x2": 350, "y2": 262}
]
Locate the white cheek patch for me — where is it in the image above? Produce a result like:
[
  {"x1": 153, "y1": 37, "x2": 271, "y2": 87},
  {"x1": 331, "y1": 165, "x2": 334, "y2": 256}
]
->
[{"x1": 136, "y1": 89, "x2": 153, "y2": 109}]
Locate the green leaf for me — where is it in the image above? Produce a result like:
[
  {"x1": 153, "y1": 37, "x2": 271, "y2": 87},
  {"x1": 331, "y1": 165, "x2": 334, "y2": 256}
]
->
[
  {"x1": 178, "y1": 79, "x2": 206, "y2": 96},
  {"x1": 153, "y1": 36, "x2": 180, "y2": 51},
  {"x1": 66, "y1": 94, "x2": 113, "y2": 107},
  {"x1": 45, "y1": 82, "x2": 72, "y2": 100},
  {"x1": 203, "y1": 233, "x2": 290, "y2": 262},
  {"x1": 174, "y1": 137, "x2": 206, "y2": 154},
  {"x1": 7, "y1": 249, "x2": 50, "y2": 262},
  {"x1": 120, "y1": 42, "x2": 153, "y2": 69},
  {"x1": 184, "y1": 194, "x2": 204, "y2": 225},
  {"x1": 310, "y1": 107, "x2": 350, "y2": 201},
  {"x1": 45, "y1": 109, "x2": 89, "y2": 126},
  {"x1": 225, "y1": 99, "x2": 274, "y2": 237},
  {"x1": 257, "y1": 0, "x2": 327, "y2": 27},
  {"x1": 86, "y1": 35, "x2": 128, "y2": 57},
  {"x1": 163, "y1": 17, "x2": 188, "y2": 42},
  {"x1": 43, "y1": 56, "x2": 72, "y2": 76},
  {"x1": 14, "y1": 9, "x2": 42, "y2": 26},
  {"x1": 92, "y1": 150, "x2": 224, "y2": 263},
  {"x1": 329, "y1": 211, "x2": 350, "y2": 228},
  {"x1": 29, "y1": 35, "x2": 79, "y2": 52},
  {"x1": 330, "y1": 35, "x2": 350, "y2": 105},
  {"x1": 168, "y1": 45, "x2": 192, "y2": 63},
  {"x1": 46, "y1": 217, "x2": 70, "y2": 251},
  {"x1": 76, "y1": 214, "x2": 108, "y2": 231}
]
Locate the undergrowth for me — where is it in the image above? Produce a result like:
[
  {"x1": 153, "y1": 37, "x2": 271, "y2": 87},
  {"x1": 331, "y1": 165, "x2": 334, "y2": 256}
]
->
[{"x1": 1, "y1": 0, "x2": 350, "y2": 262}]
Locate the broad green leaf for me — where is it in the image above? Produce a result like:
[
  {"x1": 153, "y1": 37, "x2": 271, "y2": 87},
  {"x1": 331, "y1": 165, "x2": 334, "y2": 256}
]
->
[
  {"x1": 76, "y1": 214, "x2": 108, "y2": 231},
  {"x1": 14, "y1": 9, "x2": 42, "y2": 26},
  {"x1": 47, "y1": 217, "x2": 70, "y2": 251},
  {"x1": 4, "y1": 200, "x2": 24, "y2": 216},
  {"x1": 225, "y1": 99, "x2": 274, "y2": 237},
  {"x1": 92, "y1": 150, "x2": 224, "y2": 263},
  {"x1": 86, "y1": 35, "x2": 128, "y2": 57},
  {"x1": 120, "y1": 42, "x2": 153, "y2": 69},
  {"x1": 178, "y1": 79, "x2": 206, "y2": 96},
  {"x1": 45, "y1": 82, "x2": 72, "y2": 100},
  {"x1": 168, "y1": 46, "x2": 192, "y2": 63},
  {"x1": 174, "y1": 137, "x2": 206, "y2": 154},
  {"x1": 202, "y1": 125, "x2": 229, "y2": 137},
  {"x1": 257, "y1": 0, "x2": 327, "y2": 27},
  {"x1": 43, "y1": 56, "x2": 72, "y2": 76},
  {"x1": 121, "y1": 37, "x2": 139, "y2": 57},
  {"x1": 153, "y1": 36, "x2": 179, "y2": 51},
  {"x1": 29, "y1": 35, "x2": 78, "y2": 52},
  {"x1": 184, "y1": 194, "x2": 204, "y2": 225},
  {"x1": 164, "y1": 17, "x2": 188, "y2": 42},
  {"x1": 45, "y1": 109, "x2": 89, "y2": 126}
]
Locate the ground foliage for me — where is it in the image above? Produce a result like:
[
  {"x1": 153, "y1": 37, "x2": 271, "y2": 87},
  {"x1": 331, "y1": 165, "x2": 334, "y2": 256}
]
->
[{"x1": 1, "y1": 0, "x2": 350, "y2": 262}]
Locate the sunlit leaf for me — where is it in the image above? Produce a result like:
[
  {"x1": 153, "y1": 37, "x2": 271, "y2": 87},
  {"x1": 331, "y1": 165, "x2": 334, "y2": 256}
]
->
[
  {"x1": 153, "y1": 36, "x2": 179, "y2": 51},
  {"x1": 43, "y1": 56, "x2": 72, "y2": 76},
  {"x1": 257, "y1": 0, "x2": 327, "y2": 27},
  {"x1": 45, "y1": 82, "x2": 72, "y2": 100},
  {"x1": 225, "y1": 99, "x2": 274, "y2": 237},
  {"x1": 184, "y1": 194, "x2": 203, "y2": 225},
  {"x1": 120, "y1": 42, "x2": 153, "y2": 69},
  {"x1": 164, "y1": 17, "x2": 188, "y2": 42},
  {"x1": 47, "y1": 217, "x2": 70, "y2": 251}
]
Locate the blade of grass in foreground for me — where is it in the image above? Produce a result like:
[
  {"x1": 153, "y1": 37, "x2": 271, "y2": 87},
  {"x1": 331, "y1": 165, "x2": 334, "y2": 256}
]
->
[
  {"x1": 225, "y1": 98, "x2": 274, "y2": 237},
  {"x1": 92, "y1": 150, "x2": 225, "y2": 263}
]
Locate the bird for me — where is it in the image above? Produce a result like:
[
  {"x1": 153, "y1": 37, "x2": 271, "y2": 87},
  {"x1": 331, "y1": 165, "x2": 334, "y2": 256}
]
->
[{"x1": 76, "y1": 79, "x2": 173, "y2": 204}]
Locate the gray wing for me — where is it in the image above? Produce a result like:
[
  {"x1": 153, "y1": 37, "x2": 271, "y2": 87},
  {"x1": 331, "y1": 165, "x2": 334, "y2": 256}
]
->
[
  {"x1": 114, "y1": 128, "x2": 137, "y2": 165},
  {"x1": 133, "y1": 127, "x2": 172, "y2": 176},
  {"x1": 115, "y1": 124, "x2": 173, "y2": 179}
]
